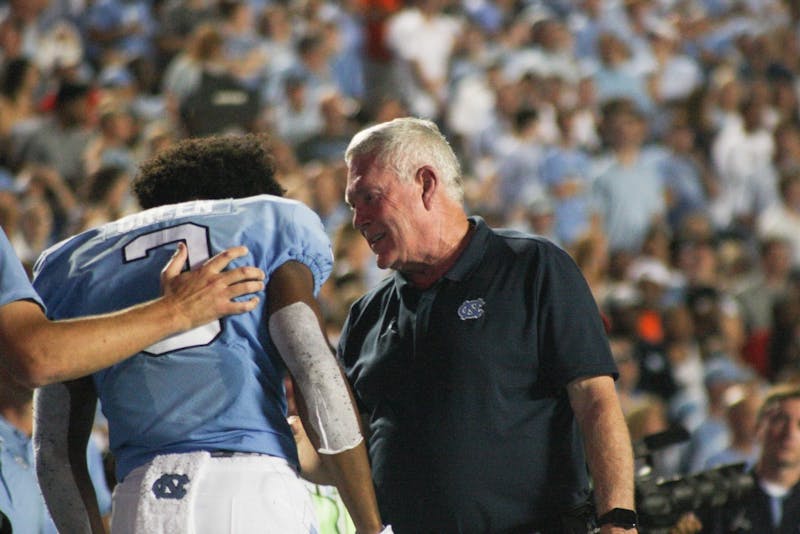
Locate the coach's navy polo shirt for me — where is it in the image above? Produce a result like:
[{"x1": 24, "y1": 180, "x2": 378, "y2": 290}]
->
[{"x1": 339, "y1": 216, "x2": 618, "y2": 534}]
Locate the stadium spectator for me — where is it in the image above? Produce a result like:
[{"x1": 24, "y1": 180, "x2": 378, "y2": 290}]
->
[
  {"x1": 384, "y1": 0, "x2": 462, "y2": 119},
  {"x1": 593, "y1": 98, "x2": 666, "y2": 253},
  {"x1": 15, "y1": 80, "x2": 94, "y2": 191},
  {"x1": 695, "y1": 383, "x2": 800, "y2": 533},
  {"x1": 538, "y1": 107, "x2": 598, "y2": 247},
  {"x1": 703, "y1": 383, "x2": 763, "y2": 470},
  {"x1": 758, "y1": 169, "x2": 800, "y2": 266}
]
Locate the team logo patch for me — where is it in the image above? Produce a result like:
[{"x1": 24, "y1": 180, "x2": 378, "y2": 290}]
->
[
  {"x1": 458, "y1": 298, "x2": 485, "y2": 320},
  {"x1": 152, "y1": 473, "x2": 190, "y2": 500}
]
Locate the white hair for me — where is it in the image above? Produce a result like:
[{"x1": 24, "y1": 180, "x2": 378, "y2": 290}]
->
[{"x1": 344, "y1": 117, "x2": 464, "y2": 202}]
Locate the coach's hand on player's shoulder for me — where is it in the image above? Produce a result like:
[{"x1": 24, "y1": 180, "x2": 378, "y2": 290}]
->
[{"x1": 161, "y1": 243, "x2": 265, "y2": 330}]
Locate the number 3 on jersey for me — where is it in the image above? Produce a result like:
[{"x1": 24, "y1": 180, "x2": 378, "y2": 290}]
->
[{"x1": 124, "y1": 223, "x2": 222, "y2": 355}]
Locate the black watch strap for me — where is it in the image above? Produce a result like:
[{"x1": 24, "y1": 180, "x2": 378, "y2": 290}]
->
[{"x1": 597, "y1": 508, "x2": 638, "y2": 529}]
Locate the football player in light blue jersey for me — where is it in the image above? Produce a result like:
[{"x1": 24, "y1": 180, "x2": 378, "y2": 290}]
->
[
  {"x1": 32, "y1": 135, "x2": 385, "y2": 534},
  {"x1": 0, "y1": 227, "x2": 265, "y2": 534}
]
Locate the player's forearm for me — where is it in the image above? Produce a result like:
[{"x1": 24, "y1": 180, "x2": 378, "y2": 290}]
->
[
  {"x1": 292, "y1": 386, "x2": 382, "y2": 531},
  {"x1": 319, "y1": 441, "x2": 383, "y2": 534}
]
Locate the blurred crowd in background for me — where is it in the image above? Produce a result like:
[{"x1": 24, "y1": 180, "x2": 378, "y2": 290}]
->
[{"x1": 2, "y1": 0, "x2": 800, "y2": 507}]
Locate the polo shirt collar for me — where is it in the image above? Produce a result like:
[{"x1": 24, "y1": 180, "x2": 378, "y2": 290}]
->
[
  {"x1": 393, "y1": 216, "x2": 488, "y2": 290},
  {"x1": 444, "y1": 216, "x2": 488, "y2": 281}
]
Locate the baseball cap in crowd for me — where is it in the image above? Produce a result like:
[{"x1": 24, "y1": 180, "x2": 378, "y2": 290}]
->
[
  {"x1": 703, "y1": 356, "x2": 753, "y2": 388},
  {"x1": 627, "y1": 258, "x2": 672, "y2": 287},
  {"x1": 98, "y1": 66, "x2": 134, "y2": 88},
  {"x1": 604, "y1": 282, "x2": 642, "y2": 310}
]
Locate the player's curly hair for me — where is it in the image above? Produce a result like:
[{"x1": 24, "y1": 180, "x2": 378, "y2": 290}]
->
[{"x1": 134, "y1": 134, "x2": 284, "y2": 209}]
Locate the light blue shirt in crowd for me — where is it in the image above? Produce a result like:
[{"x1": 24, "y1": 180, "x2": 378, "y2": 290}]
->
[
  {"x1": 0, "y1": 417, "x2": 48, "y2": 534},
  {"x1": 539, "y1": 145, "x2": 595, "y2": 246},
  {"x1": 592, "y1": 148, "x2": 666, "y2": 252},
  {"x1": 0, "y1": 228, "x2": 42, "y2": 309}
]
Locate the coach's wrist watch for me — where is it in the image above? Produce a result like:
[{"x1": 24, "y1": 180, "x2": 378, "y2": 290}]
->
[{"x1": 596, "y1": 508, "x2": 638, "y2": 530}]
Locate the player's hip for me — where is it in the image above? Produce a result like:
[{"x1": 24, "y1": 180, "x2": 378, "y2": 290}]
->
[{"x1": 111, "y1": 451, "x2": 317, "y2": 534}]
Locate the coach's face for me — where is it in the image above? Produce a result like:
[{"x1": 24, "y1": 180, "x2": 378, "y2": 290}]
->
[{"x1": 345, "y1": 158, "x2": 425, "y2": 272}]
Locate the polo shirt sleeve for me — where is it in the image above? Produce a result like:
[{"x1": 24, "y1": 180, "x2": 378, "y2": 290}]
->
[{"x1": 536, "y1": 242, "x2": 616, "y2": 386}]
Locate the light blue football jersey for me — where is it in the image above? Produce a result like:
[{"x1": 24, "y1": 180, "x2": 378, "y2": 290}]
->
[
  {"x1": 32, "y1": 195, "x2": 333, "y2": 482},
  {"x1": 0, "y1": 228, "x2": 43, "y2": 309}
]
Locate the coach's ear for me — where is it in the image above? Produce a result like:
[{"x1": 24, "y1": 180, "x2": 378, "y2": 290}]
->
[{"x1": 417, "y1": 166, "x2": 438, "y2": 210}]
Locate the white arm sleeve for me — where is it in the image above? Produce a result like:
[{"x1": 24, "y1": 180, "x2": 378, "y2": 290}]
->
[
  {"x1": 269, "y1": 301, "x2": 363, "y2": 454},
  {"x1": 33, "y1": 383, "x2": 94, "y2": 533}
]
